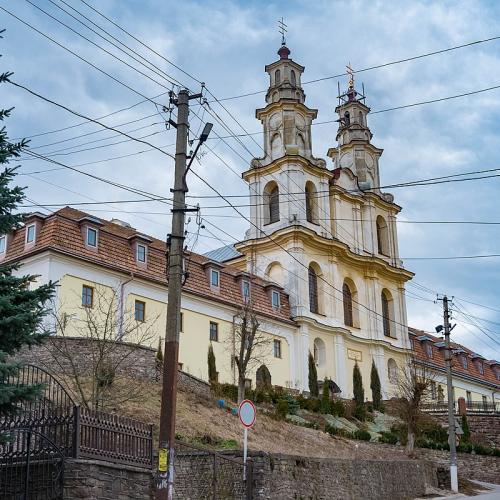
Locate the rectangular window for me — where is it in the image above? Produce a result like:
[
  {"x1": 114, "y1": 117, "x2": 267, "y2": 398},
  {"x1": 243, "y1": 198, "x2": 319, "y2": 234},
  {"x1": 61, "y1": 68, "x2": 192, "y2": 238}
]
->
[
  {"x1": 272, "y1": 290, "x2": 280, "y2": 309},
  {"x1": 477, "y1": 362, "x2": 484, "y2": 375},
  {"x1": 137, "y1": 244, "x2": 147, "y2": 263},
  {"x1": 426, "y1": 343, "x2": 433, "y2": 359},
  {"x1": 135, "y1": 300, "x2": 146, "y2": 322},
  {"x1": 466, "y1": 391, "x2": 472, "y2": 405},
  {"x1": 430, "y1": 381, "x2": 437, "y2": 400},
  {"x1": 209, "y1": 321, "x2": 218, "y2": 342},
  {"x1": 242, "y1": 280, "x2": 250, "y2": 299},
  {"x1": 87, "y1": 227, "x2": 97, "y2": 247},
  {"x1": 82, "y1": 285, "x2": 93, "y2": 308},
  {"x1": 0, "y1": 235, "x2": 5, "y2": 254},
  {"x1": 273, "y1": 339, "x2": 282, "y2": 358},
  {"x1": 482, "y1": 395, "x2": 488, "y2": 409},
  {"x1": 461, "y1": 356, "x2": 468, "y2": 369},
  {"x1": 180, "y1": 312, "x2": 184, "y2": 332},
  {"x1": 26, "y1": 224, "x2": 36, "y2": 243},
  {"x1": 210, "y1": 269, "x2": 220, "y2": 287}
]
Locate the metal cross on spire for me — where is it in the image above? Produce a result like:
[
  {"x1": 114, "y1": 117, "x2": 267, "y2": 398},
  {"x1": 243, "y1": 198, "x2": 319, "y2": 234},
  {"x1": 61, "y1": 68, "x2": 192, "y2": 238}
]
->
[
  {"x1": 346, "y1": 62, "x2": 355, "y2": 90},
  {"x1": 278, "y1": 17, "x2": 287, "y2": 46}
]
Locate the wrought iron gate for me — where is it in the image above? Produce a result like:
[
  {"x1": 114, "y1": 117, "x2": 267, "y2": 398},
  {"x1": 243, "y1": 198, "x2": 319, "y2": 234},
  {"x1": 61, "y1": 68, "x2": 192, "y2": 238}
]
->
[{"x1": 0, "y1": 428, "x2": 65, "y2": 500}]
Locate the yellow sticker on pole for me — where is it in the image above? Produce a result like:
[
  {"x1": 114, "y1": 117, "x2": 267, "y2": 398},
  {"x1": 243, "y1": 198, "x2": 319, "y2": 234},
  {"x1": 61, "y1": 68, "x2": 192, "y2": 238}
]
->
[{"x1": 158, "y1": 448, "x2": 168, "y2": 472}]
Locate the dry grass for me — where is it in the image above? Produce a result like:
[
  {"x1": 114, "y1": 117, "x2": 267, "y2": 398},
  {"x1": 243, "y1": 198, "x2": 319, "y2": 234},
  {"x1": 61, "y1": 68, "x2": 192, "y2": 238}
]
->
[{"x1": 108, "y1": 379, "x2": 408, "y2": 460}]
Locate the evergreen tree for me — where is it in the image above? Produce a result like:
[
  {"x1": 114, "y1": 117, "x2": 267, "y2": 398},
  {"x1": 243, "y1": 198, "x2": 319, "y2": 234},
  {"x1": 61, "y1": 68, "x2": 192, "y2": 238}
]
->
[
  {"x1": 461, "y1": 414, "x2": 470, "y2": 442},
  {"x1": 370, "y1": 359, "x2": 382, "y2": 411},
  {"x1": 308, "y1": 351, "x2": 318, "y2": 397},
  {"x1": 353, "y1": 362, "x2": 365, "y2": 420},
  {"x1": 207, "y1": 343, "x2": 217, "y2": 384},
  {"x1": 320, "y1": 378, "x2": 331, "y2": 414},
  {"x1": 0, "y1": 69, "x2": 55, "y2": 420}
]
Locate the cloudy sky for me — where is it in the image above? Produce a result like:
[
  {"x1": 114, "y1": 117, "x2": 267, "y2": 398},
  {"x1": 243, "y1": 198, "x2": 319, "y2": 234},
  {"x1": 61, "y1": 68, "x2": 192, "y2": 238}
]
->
[{"x1": 2, "y1": 0, "x2": 499, "y2": 359}]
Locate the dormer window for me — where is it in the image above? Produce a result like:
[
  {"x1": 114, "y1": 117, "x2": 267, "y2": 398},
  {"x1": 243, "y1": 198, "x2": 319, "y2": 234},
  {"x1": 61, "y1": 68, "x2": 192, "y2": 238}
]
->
[
  {"x1": 477, "y1": 361, "x2": 484, "y2": 375},
  {"x1": 242, "y1": 280, "x2": 250, "y2": 300},
  {"x1": 137, "y1": 244, "x2": 147, "y2": 263},
  {"x1": 425, "y1": 342, "x2": 433, "y2": 359},
  {"x1": 210, "y1": 269, "x2": 220, "y2": 288},
  {"x1": 86, "y1": 227, "x2": 98, "y2": 247},
  {"x1": 461, "y1": 355, "x2": 468, "y2": 369},
  {"x1": 272, "y1": 290, "x2": 280, "y2": 309},
  {"x1": 0, "y1": 235, "x2": 5, "y2": 254},
  {"x1": 26, "y1": 224, "x2": 36, "y2": 244}
]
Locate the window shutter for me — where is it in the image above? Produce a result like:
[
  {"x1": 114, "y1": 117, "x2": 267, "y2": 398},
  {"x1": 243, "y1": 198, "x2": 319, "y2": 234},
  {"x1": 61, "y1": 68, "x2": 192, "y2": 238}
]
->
[{"x1": 308, "y1": 266, "x2": 318, "y2": 313}]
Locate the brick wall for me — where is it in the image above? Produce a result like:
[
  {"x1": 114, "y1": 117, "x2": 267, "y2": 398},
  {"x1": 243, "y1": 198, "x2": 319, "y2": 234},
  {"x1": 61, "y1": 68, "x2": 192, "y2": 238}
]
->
[{"x1": 12, "y1": 336, "x2": 211, "y2": 398}]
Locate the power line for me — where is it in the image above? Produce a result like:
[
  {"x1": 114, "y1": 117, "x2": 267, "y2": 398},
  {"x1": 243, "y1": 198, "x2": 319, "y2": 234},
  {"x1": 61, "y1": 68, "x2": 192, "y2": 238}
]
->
[
  {"x1": 6, "y1": 79, "x2": 175, "y2": 160},
  {"x1": 1, "y1": 6, "x2": 167, "y2": 104}
]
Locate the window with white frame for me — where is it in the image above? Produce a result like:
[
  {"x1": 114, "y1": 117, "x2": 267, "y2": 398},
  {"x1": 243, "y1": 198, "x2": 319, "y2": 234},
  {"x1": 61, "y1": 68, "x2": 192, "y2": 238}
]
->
[
  {"x1": 477, "y1": 361, "x2": 484, "y2": 375},
  {"x1": 273, "y1": 339, "x2": 282, "y2": 358},
  {"x1": 136, "y1": 243, "x2": 147, "y2": 263},
  {"x1": 461, "y1": 355, "x2": 468, "y2": 369},
  {"x1": 86, "y1": 227, "x2": 98, "y2": 247},
  {"x1": 0, "y1": 235, "x2": 5, "y2": 254},
  {"x1": 425, "y1": 342, "x2": 433, "y2": 359},
  {"x1": 210, "y1": 269, "x2": 220, "y2": 287},
  {"x1": 26, "y1": 224, "x2": 36, "y2": 243},
  {"x1": 272, "y1": 290, "x2": 280, "y2": 309}
]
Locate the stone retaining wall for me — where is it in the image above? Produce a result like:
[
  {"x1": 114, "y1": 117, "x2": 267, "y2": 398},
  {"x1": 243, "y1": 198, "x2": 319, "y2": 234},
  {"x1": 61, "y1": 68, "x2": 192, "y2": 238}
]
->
[
  {"x1": 432, "y1": 413, "x2": 500, "y2": 448},
  {"x1": 13, "y1": 336, "x2": 211, "y2": 398}
]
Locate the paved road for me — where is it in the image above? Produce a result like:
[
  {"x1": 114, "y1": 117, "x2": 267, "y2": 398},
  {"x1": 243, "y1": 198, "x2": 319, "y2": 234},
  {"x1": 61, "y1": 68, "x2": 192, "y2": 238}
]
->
[{"x1": 433, "y1": 482, "x2": 500, "y2": 499}]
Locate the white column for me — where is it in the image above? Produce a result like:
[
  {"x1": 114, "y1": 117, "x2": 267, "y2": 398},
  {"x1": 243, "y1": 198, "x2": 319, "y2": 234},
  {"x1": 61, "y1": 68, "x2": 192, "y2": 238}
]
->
[{"x1": 298, "y1": 323, "x2": 310, "y2": 392}]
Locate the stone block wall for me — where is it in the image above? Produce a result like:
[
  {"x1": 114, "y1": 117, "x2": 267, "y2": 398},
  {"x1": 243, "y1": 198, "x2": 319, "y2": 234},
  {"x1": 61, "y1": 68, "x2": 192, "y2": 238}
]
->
[
  {"x1": 13, "y1": 336, "x2": 211, "y2": 398},
  {"x1": 249, "y1": 453, "x2": 438, "y2": 500},
  {"x1": 63, "y1": 459, "x2": 153, "y2": 500},
  {"x1": 412, "y1": 448, "x2": 500, "y2": 485}
]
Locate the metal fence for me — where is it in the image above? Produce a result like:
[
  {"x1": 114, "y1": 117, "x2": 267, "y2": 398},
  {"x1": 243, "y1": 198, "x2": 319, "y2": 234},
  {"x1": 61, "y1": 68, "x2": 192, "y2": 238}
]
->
[
  {"x1": 76, "y1": 407, "x2": 154, "y2": 467},
  {"x1": 173, "y1": 440, "x2": 253, "y2": 500},
  {"x1": 0, "y1": 428, "x2": 65, "y2": 500},
  {"x1": 421, "y1": 400, "x2": 500, "y2": 414}
]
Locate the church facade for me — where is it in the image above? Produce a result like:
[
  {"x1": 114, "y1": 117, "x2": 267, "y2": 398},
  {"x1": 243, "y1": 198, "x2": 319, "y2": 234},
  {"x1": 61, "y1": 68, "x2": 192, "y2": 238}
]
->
[
  {"x1": 2, "y1": 45, "x2": 499, "y2": 404},
  {"x1": 227, "y1": 43, "x2": 413, "y2": 397}
]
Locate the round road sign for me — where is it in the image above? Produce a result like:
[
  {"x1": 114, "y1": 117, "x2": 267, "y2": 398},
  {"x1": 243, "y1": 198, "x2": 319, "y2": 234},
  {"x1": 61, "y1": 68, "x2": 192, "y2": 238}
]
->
[{"x1": 238, "y1": 399, "x2": 256, "y2": 428}]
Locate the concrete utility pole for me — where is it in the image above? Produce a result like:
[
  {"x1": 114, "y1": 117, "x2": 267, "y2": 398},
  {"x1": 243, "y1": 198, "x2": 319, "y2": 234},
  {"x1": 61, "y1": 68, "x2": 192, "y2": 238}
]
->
[
  {"x1": 443, "y1": 295, "x2": 458, "y2": 493},
  {"x1": 156, "y1": 88, "x2": 211, "y2": 500}
]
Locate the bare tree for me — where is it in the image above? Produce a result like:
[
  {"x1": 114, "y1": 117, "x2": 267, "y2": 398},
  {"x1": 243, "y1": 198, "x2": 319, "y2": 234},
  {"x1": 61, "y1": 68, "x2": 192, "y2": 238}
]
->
[
  {"x1": 44, "y1": 285, "x2": 158, "y2": 411},
  {"x1": 393, "y1": 356, "x2": 434, "y2": 454},
  {"x1": 232, "y1": 300, "x2": 271, "y2": 403}
]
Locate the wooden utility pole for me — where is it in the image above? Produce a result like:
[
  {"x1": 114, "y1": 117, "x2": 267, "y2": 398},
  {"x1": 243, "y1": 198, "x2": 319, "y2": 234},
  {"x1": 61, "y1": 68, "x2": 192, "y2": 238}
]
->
[
  {"x1": 156, "y1": 89, "x2": 189, "y2": 500},
  {"x1": 443, "y1": 295, "x2": 458, "y2": 493},
  {"x1": 156, "y1": 88, "x2": 210, "y2": 500}
]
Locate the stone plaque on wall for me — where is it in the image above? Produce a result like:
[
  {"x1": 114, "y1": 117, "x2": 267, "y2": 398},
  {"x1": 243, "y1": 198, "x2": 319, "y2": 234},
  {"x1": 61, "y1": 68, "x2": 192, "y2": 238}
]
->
[{"x1": 347, "y1": 349, "x2": 362, "y2": 362}]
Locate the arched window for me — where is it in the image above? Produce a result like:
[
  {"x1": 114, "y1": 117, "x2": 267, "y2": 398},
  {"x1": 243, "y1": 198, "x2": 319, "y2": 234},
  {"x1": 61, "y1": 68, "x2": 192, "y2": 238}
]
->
[
  {"x1": 376, "y1": 216, "x2": 390, "y2": 256},
  {"x1": 290, "y1": 70, "x2": 296, "y2": 86},
  {"x1": 265, "y1": 261, "x2": 284, "y2": 286},
  {"x1": 264, "y1": 182, "x2": 280, "y2": 224},
  {"x1": 381, "y1": 289, "x2": 393, "y2": 337},
  {"x1": 275, "y1": 69, "x2": 281, "y2": 85},
  {"x1": 308, "y1": 265, "x2": 319, "y2": 313},
  {"x1": 387, "y1": 358, "x2": 398, "y2": 383},
  {"x1": 344, "y1": 111, "x2": 350, "y2": 127},
  {"x1": 358, "y1": 111, "x2": 363, "y2": 125},
  {"x1": 343, "y1": 282, "x2": 353, "y2": 326},
  {"x1": 305, "y1": 181, "x2": 318, "y2": 223},
  {"x1": 313, "y1": 338, "x2": 326, "y2": 367}
]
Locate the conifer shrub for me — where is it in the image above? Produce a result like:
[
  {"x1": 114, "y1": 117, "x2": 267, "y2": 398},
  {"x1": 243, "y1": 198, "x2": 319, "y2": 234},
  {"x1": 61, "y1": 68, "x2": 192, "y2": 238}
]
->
[
  {"x1": 461, "y1": 414, "x2": 471, "y2": 442},
  {"x1": 207, "y1": 343, "x2": 217, "y2": 384},
  {"x1": 370, "y1": 360, "x2": 382, "y2": 411},
  {"x1": 276, "y1": 399, "x2": 289, "y2": 419},
  {"x1": 352, "y1": 362, "x2": 366, "y2": 421},
  {"x1": 308, "y1": 351, "x2": 319, "y2": 397},
  {"x1": 320, "y1": 378, "x2": 331, "y2": 414},
  {"x1": 331, "y1": 399, "x2": 345, "y2": 417},
  {"x1": 379, "y1": 431, "x2": 398, "y2": 445},
  {"x1": 352, "y1": 429, "x2": 371, "y2": 441}
]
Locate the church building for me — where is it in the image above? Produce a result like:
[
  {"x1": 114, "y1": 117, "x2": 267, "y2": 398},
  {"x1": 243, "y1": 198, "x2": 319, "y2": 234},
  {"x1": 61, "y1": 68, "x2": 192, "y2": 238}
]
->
[{"x1": 2, "y1": 43, "x2": 498, "y2": 405}]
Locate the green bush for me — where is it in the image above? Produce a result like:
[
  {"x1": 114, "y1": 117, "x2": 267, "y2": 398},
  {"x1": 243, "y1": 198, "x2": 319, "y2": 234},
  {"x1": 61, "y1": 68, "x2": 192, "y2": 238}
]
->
[
  {"x1": 320, "y1": 379, "x2": 331, "y2": 414},
  {"x1": 352, "y1": 429, "x2": 371, "y2": 441},
  {"x1": 276, "y1": 399, "x2": 289, "y2": 419},
  {"x1": 492, "y1": 448, "x2": 500, "y2": 457},
  {"x1": 461, "y1": 414, "x2": 471, "y2": 442},
  {"x1": 379, "y1": 431, "x2": 398, "y2": 445},
  {"x1": 353, "y1": 404, "x2": 366, "y2": 422},
  {"x1": 331, "y1": 399, "x2": 345, "y2": 417},
  {"x1": 218, "y1": 383, "x2": 238, "y2": 402}
]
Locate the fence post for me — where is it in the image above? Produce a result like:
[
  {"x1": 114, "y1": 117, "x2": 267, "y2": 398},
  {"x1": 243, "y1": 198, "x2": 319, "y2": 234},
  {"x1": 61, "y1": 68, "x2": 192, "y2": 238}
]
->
[
  {"x1": 149, "y1": 424, "x2": 154, "y2": 468},
  {"x1": 245, "y1": 457, "x2": 253, "y2": 500},
  {"x1": 73, "y1": 406, "x2": 81, "y2": 459},
  {"x1": 213, "y1": 453, "x2": 217, "y2": 500}
]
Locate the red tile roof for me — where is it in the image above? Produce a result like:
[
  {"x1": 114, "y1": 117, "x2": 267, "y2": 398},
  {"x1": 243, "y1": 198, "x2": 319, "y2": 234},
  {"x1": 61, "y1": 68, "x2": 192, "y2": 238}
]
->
[
  {"x1": 3, "y1": 207, "x2": 294, "y2": 325},
  {"x1": 409, "y1": 327, "x2": 500, "y2": 388}
]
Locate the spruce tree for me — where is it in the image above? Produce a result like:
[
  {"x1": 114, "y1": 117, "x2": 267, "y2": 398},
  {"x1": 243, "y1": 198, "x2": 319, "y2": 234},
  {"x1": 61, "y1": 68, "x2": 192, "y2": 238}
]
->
[
  {"x1": 320, "y1": 377, "x2": 331, "y2": 414},
  {"x1": 370, "y1": 360, "x2": 382, "y2": 411},
  {"x1": 308, "y1": 351, "x2": 318, "y2": 397},
  {"x1": 0, "y1": 69, "x2": 56, "y2": 420},
  {"x1": 207, "y1": 343, "x2": 217, "y2": 384}
]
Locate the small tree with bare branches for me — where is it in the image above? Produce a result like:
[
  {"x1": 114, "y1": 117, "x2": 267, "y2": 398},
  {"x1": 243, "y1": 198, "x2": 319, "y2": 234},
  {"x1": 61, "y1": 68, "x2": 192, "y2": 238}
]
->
[
  {"x1": 232, "y1": 300, "x2": 271, "y2": 403},
  {"x1": 45, "y1": 285, "x2": 158, "y2": 411},
  {"x1": 393, "y1": 356, "x2": 434, "y2": 454}
]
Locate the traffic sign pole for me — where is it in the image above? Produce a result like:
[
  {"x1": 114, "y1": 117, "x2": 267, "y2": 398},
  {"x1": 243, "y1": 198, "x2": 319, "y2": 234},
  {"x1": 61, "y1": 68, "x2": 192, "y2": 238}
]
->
[
  {"x1": 238, "y1": 399, "x2": 256, "y2": 482},
  {"x1": 243, "y1": 427, "x2": 248, "y2": 480}
]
